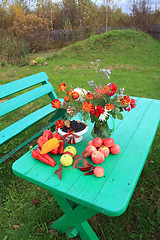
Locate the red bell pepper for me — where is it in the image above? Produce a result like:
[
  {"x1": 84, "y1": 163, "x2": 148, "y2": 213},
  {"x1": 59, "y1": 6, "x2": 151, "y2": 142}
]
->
[
  {"x1": 37, "y1": 136, "x2": 44, "y2": 149},
  {"x1": 31, "y1": 148, "x2": 56, "y2": 167},
  {"x1": 43, "y1": 129, "x2": 53, "y2": 142},
  {"x1": 52, "y1": 132, "x2": 62, "y2": 140},
  {"x1": 58, "y1": 139, "x2": 65, "y2": 154},
  {"x1": 50, "y1": 148, "x2": 59, "y2": 155}
]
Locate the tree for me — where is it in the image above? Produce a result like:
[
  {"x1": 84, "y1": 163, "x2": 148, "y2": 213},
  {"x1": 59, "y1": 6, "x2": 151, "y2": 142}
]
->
[
  {"x1": 12, "y1": 3, "x2": 49, "y2": 51},
  {"x1": 131, "y1": 0, "x2": 160, "y2": 31},
  {"x1": 102, "y1": 0, "x2": 114, "y2": 31},
  {"x1": 76, "y1": 0, "x2": 94, "y2": 40}
]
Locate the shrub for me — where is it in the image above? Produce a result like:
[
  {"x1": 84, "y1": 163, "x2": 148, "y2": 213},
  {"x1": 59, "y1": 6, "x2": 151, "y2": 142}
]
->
[
  {"x1": 12, "y1": 13, "x2": 49, "y2": 52},
  {"x1": 1, "y1": 59, "x2": 7, "y2": 67},
  {"x1": 0, "y1": 33, "x2": 29, "y2": 65}
]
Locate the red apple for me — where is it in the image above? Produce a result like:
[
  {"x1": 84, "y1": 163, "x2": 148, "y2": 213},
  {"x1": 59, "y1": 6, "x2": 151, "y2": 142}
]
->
[
  {"x1": 91, "y1": 151, "x2": 104, "y2": 164},
  {"x1": 93, "y1": 166, "x2": 105, "y2": 177},
  {"x1": 103, "y1": 138, "x2": 114, "y2": 147},
  {"x1": 88, "y1": 140, "x2": 93, "y2": 146},
  {"x1": 92, "y1": 137, "x2": 103, "y2": 148},
  {"x1": 85, "y1": 145, "x2": 97, "y2": 156},
  {"x1": 110, "y1": 144, "x2": 121, "y2": 154},
  {"x1": 98, "y1": 145, "x2": 110, "y2": 157}
]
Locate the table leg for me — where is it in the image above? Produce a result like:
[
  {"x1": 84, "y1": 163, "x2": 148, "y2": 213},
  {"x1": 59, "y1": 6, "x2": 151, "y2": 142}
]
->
[{"x1": 50, "y1": 191, "x2": 99, "y2": 240}]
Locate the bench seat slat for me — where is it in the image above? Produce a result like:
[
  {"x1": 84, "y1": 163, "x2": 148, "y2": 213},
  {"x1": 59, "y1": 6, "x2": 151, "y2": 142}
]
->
[
  {"x1": 0, "y1": 84, "x2": 56, "y2": 117},
  {"x1": 0, "y1": 72, "x2": 49, "y2": 99},
  {"x1": 0, "y1": 99, "x2": 64, "y2": 145}
]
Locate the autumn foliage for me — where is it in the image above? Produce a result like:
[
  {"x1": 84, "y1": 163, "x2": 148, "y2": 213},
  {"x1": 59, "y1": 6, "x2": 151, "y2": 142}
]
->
[{"x1": 0, "y1": 0, "x2": 159, "y2": 63}]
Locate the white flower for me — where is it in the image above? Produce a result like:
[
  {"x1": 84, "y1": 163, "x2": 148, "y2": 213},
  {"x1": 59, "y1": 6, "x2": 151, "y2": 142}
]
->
[
  {"x1": 100, "y1": 69, "x2": 106, "y2": 72},
  {"x1": 73, "y1": 87, "x2": 87, "y2": 102},
  {"x1": 106, "y1": 69, "x2": 111, "y2": 74},
  {"x1": 67, "y1": 106, "x2": 73, "y2": 114},
  {"x1": 98, "y1": 107, "x2": 110, "y2": 122}
]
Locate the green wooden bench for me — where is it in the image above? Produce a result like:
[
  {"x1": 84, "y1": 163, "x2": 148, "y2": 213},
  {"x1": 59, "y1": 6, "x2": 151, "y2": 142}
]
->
[{"x1": 0, "y1": 72, "x2": 65, "y2": 163}]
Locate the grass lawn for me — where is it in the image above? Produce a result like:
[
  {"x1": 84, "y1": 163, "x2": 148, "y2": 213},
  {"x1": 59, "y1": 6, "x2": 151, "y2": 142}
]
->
[{"x1": 0, "y1": 29, "x2": 160, "y2": 240}]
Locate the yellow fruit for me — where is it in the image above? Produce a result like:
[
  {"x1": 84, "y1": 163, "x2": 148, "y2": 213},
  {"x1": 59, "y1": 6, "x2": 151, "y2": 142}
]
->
[
  {"x1": 64, "y1": 146, "x2": 77, "y2": 157},
  {"x1": 60, "y1": 154, "x2": 73, "y2": 167}
]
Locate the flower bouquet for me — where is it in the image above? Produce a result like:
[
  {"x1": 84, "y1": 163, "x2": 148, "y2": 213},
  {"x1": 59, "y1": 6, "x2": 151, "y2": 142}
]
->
[{"x1": 51, "y1": 60, "x2": 137, "y2": 140}]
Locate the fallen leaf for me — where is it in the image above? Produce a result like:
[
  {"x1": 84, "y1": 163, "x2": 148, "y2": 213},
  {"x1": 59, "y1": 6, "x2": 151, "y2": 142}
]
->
[
  {"x1": 13, "y1": 225, "x2": 19, "y2": 229},
  {"x1": 73, "y1": 157, "x2": 82, "y2": 169},
  {"x1": 32, "y1": 198, "x2": 39, "y2": 205},
  {"x1": 54, "y1": 163, "x2": 63, "y2": 180},
  {"x1": 84, "y1": 170, "x2": 94, "y2": 175},
  {"x1": 77, "y1": 166, "x2": 91, "y2": 172}
]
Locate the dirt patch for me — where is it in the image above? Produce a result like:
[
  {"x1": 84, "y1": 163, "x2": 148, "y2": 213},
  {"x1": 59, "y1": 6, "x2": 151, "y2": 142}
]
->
[
  {"x1": 54, "y1": 65, "x2": 60, "y2": 71},
  {"x1": 71, "y1": 64, "x2": 77, "y2": 69},
  {"x1": 108, "y1": 64, "x2": 142, "y2": 71}
]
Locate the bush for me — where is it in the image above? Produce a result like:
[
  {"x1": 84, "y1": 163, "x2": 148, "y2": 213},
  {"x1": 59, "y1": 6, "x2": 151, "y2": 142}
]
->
[
  {"x1": 1, "y1": 59, "x2": 7, "y2": 67},
  {"x1": 0, "y1": 34, "x2": 29, "y2": 65},
  {"x1": 12, "y1": 13, "x2": 49, "y2": 52}
]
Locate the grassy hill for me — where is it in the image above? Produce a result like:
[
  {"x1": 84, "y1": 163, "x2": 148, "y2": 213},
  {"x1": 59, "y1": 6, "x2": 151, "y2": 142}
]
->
[{"x1": 0, "y1": 29, "x2": 160, "y2": 240}]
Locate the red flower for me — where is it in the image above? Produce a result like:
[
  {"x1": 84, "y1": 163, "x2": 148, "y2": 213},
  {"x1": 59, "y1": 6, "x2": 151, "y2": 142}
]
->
[
  {"x1": 86, "y1": 92, "x2": 94, "y2": 100},
  {"x1": 71, "y1": 91, "x2": 79, "y2": 100},
  {"x1": 123, "y1": 95, "x2": 130, "y2": 104},
  {"x1": 124, "y1": 98, "x2": 137, "y2": 111},
  {"x1": 107, "y1": 83, "x2": 117, "y2": 96},
  {"x1": 55, "y1": 120, "x2": 65, "y2": 128},
  {"x1": 82, "y1": 101, "x2": 93, "y2": 112},
  {"x1": 59, "y1": 83, "x2": 66, "y2": 92},
  {"x1": 51, "y1": 99, "x2": 61, "y2": 109},
  {"x1": 130, "y1": 98, "x2": 137, "y2": 109},
  {"x1": 105, "y1": 104, "x2": 114, "y2": 110},
  {"x1": 104, "y1": 85, "x2": 110, "y2": 93},
  {"x1": 90, "y1": 106, "x2": 105, "y2": 117},
  {"x1": 64, "y1": 96, "x2": 70, "y2": 102},
  {"x1": 94, "y1": 85, "x2": 105, "y2": 98}
]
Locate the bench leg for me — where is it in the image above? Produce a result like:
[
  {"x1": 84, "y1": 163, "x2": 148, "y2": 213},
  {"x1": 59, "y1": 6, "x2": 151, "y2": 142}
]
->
[{"x1": 50, "y1": 191, "x2": 99, "y2": 240}]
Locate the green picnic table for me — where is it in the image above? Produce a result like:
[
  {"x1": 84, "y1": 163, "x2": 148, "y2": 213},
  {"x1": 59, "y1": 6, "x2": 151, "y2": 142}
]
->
[{"x1": 12, "y1": 97, "x2": 160, "y2": 240}]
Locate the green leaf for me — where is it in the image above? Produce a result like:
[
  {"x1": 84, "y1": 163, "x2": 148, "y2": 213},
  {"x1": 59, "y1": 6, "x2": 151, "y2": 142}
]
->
[
  {"x1": 115, "y1": 107, "x2": 120, "y2": 114},
  {"x1": 111, "y1": 112, "x2": 116, "y2": 119},
  {"x1": 117, "y1": 113, "x2": 123, "y2": 120}
]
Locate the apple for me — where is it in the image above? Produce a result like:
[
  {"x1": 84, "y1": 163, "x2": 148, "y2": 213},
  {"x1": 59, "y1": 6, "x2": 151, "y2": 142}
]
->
[
  {"x1": 92, "y1": 137, "x2": 103, "y2": 148},
  {"x1": 93, "y1": 166, "x2": 105, "y2": 177},
  {"x1": 64, "y1": 146, "x2": 77, "y2": 157},
  {"x1": 85, "y1": 145, "x2": 97, "y2": 156},
  {"x1": 88, "y1": 140, "x2": 93, "y2": 146},
  {"x1": 103, "y1": 138, "x2": 114, "y2": 147},
  {"x1": 91, "y1": 151, "x2": 104, "y2": 164},
  {"x1": 110, "y1": 144, "x2": 121, "y2": 154},
  {"x1": 98, "y1": 145, "x2": 110, "y2": 157},
  {"x1": 60, "y1": 154, "x2": 73, "y2": 166}
]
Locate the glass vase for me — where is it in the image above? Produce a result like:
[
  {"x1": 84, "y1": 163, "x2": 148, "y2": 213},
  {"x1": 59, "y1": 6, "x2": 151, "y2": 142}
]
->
[{"x1": 91, "y1": 120, "x2": 115, "y2": 139}]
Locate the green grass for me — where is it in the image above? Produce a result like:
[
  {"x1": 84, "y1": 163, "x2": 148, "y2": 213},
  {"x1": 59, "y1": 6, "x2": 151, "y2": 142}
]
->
[{"x1": 0, "y1": 29, "x2": 160, "y2": 240}]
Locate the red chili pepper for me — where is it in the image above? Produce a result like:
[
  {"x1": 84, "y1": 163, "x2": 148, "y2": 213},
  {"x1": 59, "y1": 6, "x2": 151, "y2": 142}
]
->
[
  {"x1": 31, "y1": 148, "x2": 56, "y2": 167},
  {"x1": 52, "y1": 132, "x2": 62, "y2": 140},
  {"x1": 43, "y1": 130, "x2": 53, "y2": 142},
  {"x1": 37, "y1": 136, "x2": 44, "y2": 149},
  {"x1": 58, "y1": 139, "x2": 65, "y2": 154}
]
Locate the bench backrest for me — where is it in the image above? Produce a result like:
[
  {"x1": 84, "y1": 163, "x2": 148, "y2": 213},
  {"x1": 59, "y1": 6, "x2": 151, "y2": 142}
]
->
[
  {"x1": 0, "y1": 72, "x2": 63, "y2": 163},
  {"x1": 0, "y1": 72, "x2": 57, "y2": 117}
]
